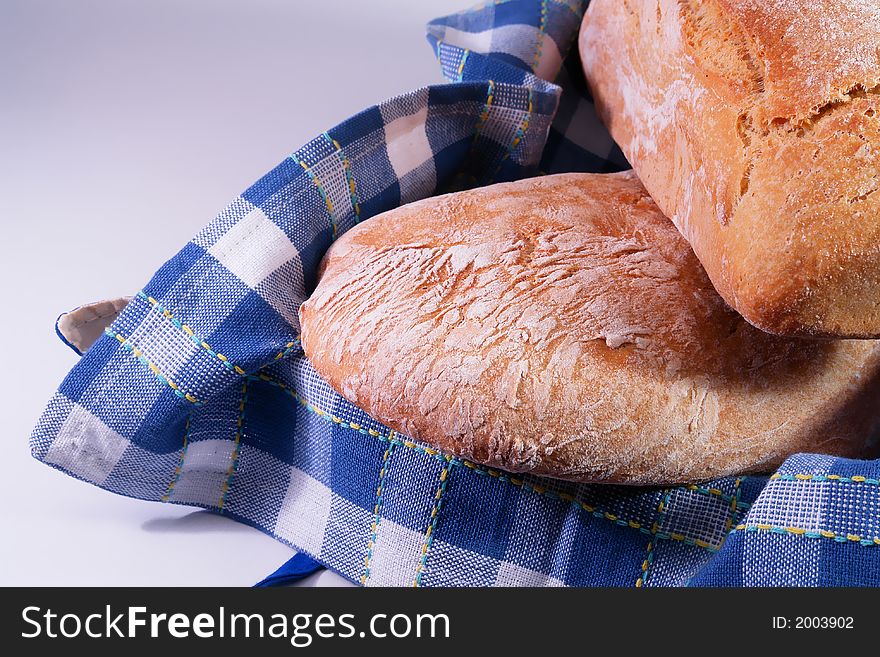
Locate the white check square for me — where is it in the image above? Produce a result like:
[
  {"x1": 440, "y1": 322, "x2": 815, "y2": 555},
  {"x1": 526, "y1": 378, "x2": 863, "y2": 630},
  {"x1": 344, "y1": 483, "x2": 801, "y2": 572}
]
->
[
  {"x1": 384, "y1": 106, "x2": 432, "y2": 180},
  {"x1": 364, "y1": 518, "x2": 425, "y2": 587},
  {"x1": 44, "y1": 404, "x2": 129, "y2": 484},
  {"x1": 275, "y1": 468, "x2": 332, "y2": 557},
  {"x1": 208, "y1": 207, "x2": 300, "y2": 289}
]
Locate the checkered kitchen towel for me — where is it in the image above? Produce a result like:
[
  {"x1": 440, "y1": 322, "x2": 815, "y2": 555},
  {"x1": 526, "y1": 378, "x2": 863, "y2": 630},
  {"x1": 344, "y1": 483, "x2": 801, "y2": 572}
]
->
[{"x1": 31, "y1": 0, "x2": 880, "y2": 586}]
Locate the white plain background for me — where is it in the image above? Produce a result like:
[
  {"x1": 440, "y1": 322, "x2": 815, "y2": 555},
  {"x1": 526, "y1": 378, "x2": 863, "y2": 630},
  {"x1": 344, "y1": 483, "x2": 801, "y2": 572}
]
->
[{"x1": 0, "y1": 0, "x2": 466, "y2": 586}]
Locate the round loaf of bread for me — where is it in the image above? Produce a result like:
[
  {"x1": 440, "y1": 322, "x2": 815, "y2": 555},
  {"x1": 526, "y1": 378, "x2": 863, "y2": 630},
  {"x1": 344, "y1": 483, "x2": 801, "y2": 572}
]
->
[{"x1": 299, "y1": 172, "x2": 880, "y2": 484}]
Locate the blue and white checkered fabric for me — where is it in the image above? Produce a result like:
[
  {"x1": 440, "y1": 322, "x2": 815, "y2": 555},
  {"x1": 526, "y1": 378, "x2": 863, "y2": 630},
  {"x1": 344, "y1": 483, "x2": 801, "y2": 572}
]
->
[{"x1": 31, "y1": 0, "x2": 880, "y2": 586}]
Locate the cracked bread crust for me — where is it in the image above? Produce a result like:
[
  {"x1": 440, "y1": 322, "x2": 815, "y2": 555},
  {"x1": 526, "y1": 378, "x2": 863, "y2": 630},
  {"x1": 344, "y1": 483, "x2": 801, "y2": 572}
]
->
[
  {"x1": 300, "y1": 172, "x2": 880, "y2": 485},
  {"x1": 580, "y1": 0, "x2": 880, "y2": 336}
]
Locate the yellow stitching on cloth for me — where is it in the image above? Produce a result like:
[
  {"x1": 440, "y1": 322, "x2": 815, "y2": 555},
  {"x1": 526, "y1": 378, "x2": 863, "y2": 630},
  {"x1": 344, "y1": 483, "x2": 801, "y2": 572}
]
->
[
  {"x1": 299, "y1": 159, "x2": 338, "y2": 239},
  {"x1": 219, "y1": 380, "x2": 248, "y2": 511},
  {"x1": 249, "y1": 373, "x2": 725, "y2": 553},
  {"x1": 139, "y1": 292, "x2": 247, "y2": 376},
  {"x1": 637, "y1": 488, "x2": 672, "y2": 587},
  {"x1": 636, "y1": 541, "x2": 653, "y2": 589},
  {"x1": 732, "y1": 523, "x2": 880, "y2": 547},
  {"x1": 162, "y1": 414, "x2": 191, "y2": 502},
  {"x1": 322, "y1": 132, "x2": 361, "y2": 223},
  {"x1": 273, "y1": 338, "x2": 302, "y2": 361},
  {"x1": 361, "y1": 436, "x2": 396, "y2": 586},
  {"x1": 770, "y1": 472, "x2": 880, "y2": 486},
  {"x1": 686, "y1": 484, "x2": 731, "y2": 503},
  {"x1": 105, "y1": 328, "x2": 202, "y2": 405},
  {"x1": 456, "y1": 48, "x2": 470, "y2": 81},
  {"x1": 531, "y1": 0, "x2": 548, "y2": 73},
  {"x1": 489, "y1": 88, "x2": 533, "y2": 183},
  {"x1": 413, "y1": 463, "x2": 451, "y2": 587},
  {"x1": 473, "y1": 80, "x2": 496, "y2": 144},
  {"x1": 724, "y1": 478, "x2": 742, "y2": 534}
]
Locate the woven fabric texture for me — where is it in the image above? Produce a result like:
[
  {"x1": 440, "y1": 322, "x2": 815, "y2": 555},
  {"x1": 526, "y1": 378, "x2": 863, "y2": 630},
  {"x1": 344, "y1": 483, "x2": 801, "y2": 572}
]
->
[{"x1": 31, "y1": 0, "x2": 880, "y2": 586}]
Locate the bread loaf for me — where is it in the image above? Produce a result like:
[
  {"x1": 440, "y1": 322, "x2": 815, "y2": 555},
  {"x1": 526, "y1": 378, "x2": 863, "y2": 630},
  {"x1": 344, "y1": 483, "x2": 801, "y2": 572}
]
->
[
  {"x1": 580, "y1": 0, "x2": 880, "y2": 337},
  {"x1": 300, "y1": 172, "x2": 880, "y2": 484}
]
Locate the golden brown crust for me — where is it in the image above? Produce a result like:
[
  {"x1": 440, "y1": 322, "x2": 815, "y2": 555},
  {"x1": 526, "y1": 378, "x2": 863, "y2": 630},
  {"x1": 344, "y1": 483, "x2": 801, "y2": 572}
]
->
[
  {"x1": 580, "y1": 0, "x2": 880, "y2": 336},
  {"x1": 300, "y1": 172, "x2": 880, "y2": 485}
]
